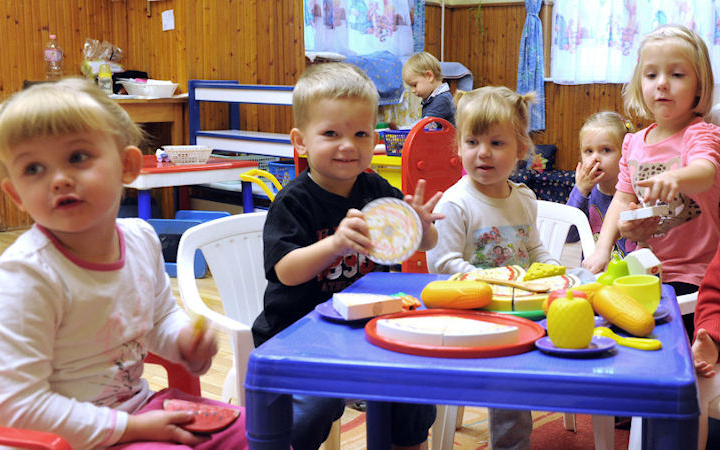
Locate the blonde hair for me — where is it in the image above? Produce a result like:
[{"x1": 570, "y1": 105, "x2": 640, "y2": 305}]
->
[
  {"x1": 579, "y1": 111, "x2": 634, "y2": 150},
  {"x1": 623, "y1": 24, "x2": 714, "y2": 121},
  {"x1": 292, "y1": 62, "x2": 379, "y2": 129},
  {"x1": 0, "y1": 78, "x2": 143, "y2": 168},
  {"x1": 402, "y1": 52, "x2": 442, "y2": 81},
  {"x1": 453, "y1": 86, "x2": 536, "y2": 156}
]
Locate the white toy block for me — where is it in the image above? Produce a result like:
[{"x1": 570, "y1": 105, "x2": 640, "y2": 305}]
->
[
  {"x1": 624, "y1": 248, "x2": 662, "y2": 279},
  {"x1": 332, "y1": 293, "x2": 403, "y2": 320},
  {"x1": 620, "y1": 204, "x2": 670, "y2": 221}
]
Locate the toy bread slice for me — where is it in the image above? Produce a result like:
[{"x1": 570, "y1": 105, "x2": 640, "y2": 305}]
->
[
  {"x1": 523, "y1": 263, "x2": 565, "y2": 281},
  {"x1": 332, "y1": 293, "x2": 404, "y2": 320},
  {"x1": 376, "y1": 315, "x2": 519, "y2": 347}
]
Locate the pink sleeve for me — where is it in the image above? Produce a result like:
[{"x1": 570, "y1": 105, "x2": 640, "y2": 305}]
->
[{"x1": 683, "y1": 121, "x2": 720, "y2": 170}]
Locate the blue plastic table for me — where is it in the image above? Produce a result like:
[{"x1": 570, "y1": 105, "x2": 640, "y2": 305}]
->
[{"x1": 245, "y1": 272, "x2": 698, "y2": 449}]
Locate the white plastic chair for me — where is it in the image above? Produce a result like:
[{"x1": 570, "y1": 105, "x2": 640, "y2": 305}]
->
[
  {"x1": 176, "y1": 211, "x2": 341, "y2": 450},
  {"x1": 433, "y1": 200, "x2": 612, "y2": 450}
]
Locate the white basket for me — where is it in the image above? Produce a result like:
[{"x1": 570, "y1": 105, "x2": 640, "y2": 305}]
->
[{"x1": 162, "y1": 145, "x2": 213, "y2": 165}]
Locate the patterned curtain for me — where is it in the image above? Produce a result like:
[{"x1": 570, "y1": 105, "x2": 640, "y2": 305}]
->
[
  {"x1": 551, "y1": 0, "x2": 720, "y2": 85},
  {"x1": 517, "y1": 0, "x2": 546, "y2": 132},
  {"x1": 304, "y1": 0, "x2": 424, "y2": 57}
]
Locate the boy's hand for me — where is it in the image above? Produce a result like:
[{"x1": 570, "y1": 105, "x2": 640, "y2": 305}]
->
[
  {"x1": 693, "y1": 329, "x2": 720, "y2": 378},
  {"x1": 636, "y1": 172, "x2": 679, "y2": 205},
  {"x1": 178, "y1": 321, "x2": 217, "y2": 375},
  {"x1": 404, "y1": 179, "x2": 444, "y2": 232},
  {"x1": 617, "y1": 202, "x2": 660, "y2": 242},
  {"x1": 332, "y1": 209, "x2": 373, "y2": 257},
  {"x1": 575, "y1": 161, "x2": 603, "y2": 197},
  {"x1": 120, "y1": 410, "x2": 210, "y2": 445}
]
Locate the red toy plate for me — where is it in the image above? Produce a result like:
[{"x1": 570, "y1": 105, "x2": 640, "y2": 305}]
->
[
  {"x1": 163, "y1": 399, "x2": 240, "y2": 433},
  {"x1": 365, "y1": 309, "x2": 545, "y2": 358}
]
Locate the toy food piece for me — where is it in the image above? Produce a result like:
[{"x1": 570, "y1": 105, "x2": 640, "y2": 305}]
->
[
  {"x1": 375, "y1": 315, "x2": 519, "y2": 347},
  {"x1": 592, "y1": 285, "x2": 654, "y2": 337},
  {"x1": 421, "y1": 280, "x2": 493, "y2": 309},
  {"x1": 596, "y1": 253, "x2": 629, "y2": 285},
  {"x1": 523, "y1": 263, "x2": 565, "y2": 281},
  {"x1": 361, "y1": 197, "x2": 422, "y2": 265},
  {"x1": 332, "y1": 293, "x2": 404, "y2": 320},
  {"x1": 451, "y1": 266, "x2": 581, "y2": 312},
  {"x1": 546, "y1": 291, "x2": 595, "y2": 349},
  {"x1": 163, "y1": 399, "x2": 240, "y2": 433},
  {"x1": 542, "y1": 289, "x2": 588, "y2": 316},
  {"x1": 624, "y1": 248, "x2": 662, "y2": 278},
  {"x1": 619, "y1": 204, "x2": 670, "y2": 221},
  {"x1": 393, "y1": 292, "x2": 422, "y2": 311}
]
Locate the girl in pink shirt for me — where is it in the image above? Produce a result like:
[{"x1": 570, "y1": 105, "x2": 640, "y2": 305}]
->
[{"x1": 584, "y1": 25, "x2": 720, "y2": 300}]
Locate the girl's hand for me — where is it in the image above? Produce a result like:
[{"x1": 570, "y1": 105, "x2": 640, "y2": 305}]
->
[
  {"x1": 120, "y1": 410, "x2": 210, "y2": 445},
  {"x1": 635, "y1": 172, "x2": 679, "y2": 204},
  {"x1": 617, "y1": 202, "x2": 660, "y2": 242},
  {"x1": 693, "y1": 329, "x2": 720, "y2": 378},
  {"x1": 331, "y1": 209, "x2": 372, "y2": 257},
  {"x1": 575, "y1": 161, "x2": 603, "y2": 197},
  {"x1": 178, "y1": 323, "x2": 218, "y2": 375},
  {"x1": 582, "y1": 249, "x2": 611, "y2": 274},
  {"x1": 404, "y1": 179, "x2": 444, "y2": 232}
]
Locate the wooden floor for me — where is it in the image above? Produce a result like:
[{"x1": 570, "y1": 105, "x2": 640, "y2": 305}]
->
[{"x1": 0, "y1": 228, "x2": 584, "y2": 449}]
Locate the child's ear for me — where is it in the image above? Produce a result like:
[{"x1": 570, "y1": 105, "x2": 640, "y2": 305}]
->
[
  {"x1": 120, "y1": 146, "x2": 143, "y2": 184},
  {"x1": 425, "y1": 70, "x2": 435, "y2": 81},
  {"x1": 290, "y1": 128, "x2": 308, "y2": 156},
  {"x1": 1, "y1": 178, "x2": 24, "y2": 211}
]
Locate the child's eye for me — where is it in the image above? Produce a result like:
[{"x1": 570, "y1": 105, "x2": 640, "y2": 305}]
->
[
  {"x1": 672, "y1": 72, "x2": 684, "y2": 78},
  {"x1": 322, "y1": 130, "x2": 337, "y2": 137},
  {"x1": 355, "y1": 131, "x2": 370, "y2": 138},
  {"x1": 465, "y1": 138, "x2": 477, "y2": 146},
  {"x1": 24, "y1": 163, "x2": 44, "y2": 176},
  {"x1": 644, "y1": 72, "x2": 657, "y2": 79},
  {"x1": 582, "y1": 148, "x2": 592, "y2": 155},
  {"x1": 601, "y1": 147, "x2": 612, "y2": 154},
  {"x1": 491, "y1": 140, "x2": 504, "y2": 147},
  {"x1": 69, "y1": 152, "x2": 90, "y2": 164}
]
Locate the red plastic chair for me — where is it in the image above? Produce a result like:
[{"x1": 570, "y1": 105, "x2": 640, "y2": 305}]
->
[
  {"x1": 400, "y1": 117, "x2": 461, "y2": 273},
  {"x1": 0, "y1": 353, "x2": 200, "y2": 449}
]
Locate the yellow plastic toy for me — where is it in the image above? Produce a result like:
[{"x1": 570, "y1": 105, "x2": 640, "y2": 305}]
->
[
  {"x1": 522, "y1": 263, "x2": 565, "y2": 281},
  {"x1": 421, "y1": 280, "x2": 493, "y2": 309},
  {"x1": 239, "y1": 168, "x2": 284, "y2": 201}
]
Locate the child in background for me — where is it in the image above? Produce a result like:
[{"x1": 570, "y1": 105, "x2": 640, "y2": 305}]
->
[
  {"x1": 0, "y1": 79, "x2": 245, "y2": 449},
  {"x1": 426, "y1": 86, "x2": 558, "y2": 449},
  {"x1": 583, "y1": 25, "x2": 720, "y2": 306},
  {"x1": 251, "y1": 62, "x2": 442, "y2": 450},
  {"x1": 567, "y1": 111, "x2": 635, "y2": 256},
  {"x1": 402, "y1": 51, "x2": 455, "y2": 126}
]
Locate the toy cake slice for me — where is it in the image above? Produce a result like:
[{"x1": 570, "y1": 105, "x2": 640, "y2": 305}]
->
[
  {"x1": 375, "y1": 315, "x2": 519, "y2": 347},
  {"x1": 332, "y1": 293, "x2": 404, "y2": 320}
]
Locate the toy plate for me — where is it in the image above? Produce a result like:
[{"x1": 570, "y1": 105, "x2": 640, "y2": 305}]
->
[
  {"x1": 315, "y1": 299, "x2": 371, "y2": 323},
  {"x1": 535, "y1": 336, "x2": 616, "y2": 357},
  {"x1": 362, "y1": 198, "x2": 422, "y2": 265},
  {"x1": 365, "y1": 309, "x2": 545, "y2": 358},
  {"x1": 654, "y1": 303, "x2": 670, "y2": 323},
  {"x1": 537, "y1": 316, "x2": 609, "y2": 330},
  {"x1": 491, "y1": 309, "x2": 546, "y2": 320}
]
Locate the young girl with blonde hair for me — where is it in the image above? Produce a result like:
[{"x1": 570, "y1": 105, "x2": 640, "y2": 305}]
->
[
  {"x1": 583, "y1": 25, "x2": 720, "y2": 299},
  {"x1": 567, "y1": 111, "x2": 635, "y2": 255},
  {"x1": 0, "y1": 78, "x2": 246, "y2": 449},
  {"x1": 427, "y1": 85, "x2": 559, "y2": 448}
]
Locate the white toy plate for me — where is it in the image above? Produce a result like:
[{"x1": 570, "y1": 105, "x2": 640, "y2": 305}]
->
[{"x1": 362, "y1": 198, "x2": 422, "y2": 265}]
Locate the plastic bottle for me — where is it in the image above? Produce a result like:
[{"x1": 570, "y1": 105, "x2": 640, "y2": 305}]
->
[
  {"x1": 44, "y1": 34, "x2": 63, "y2": 81},
  {"x1": 97, "y1": 63, "x2": 113, "y2": 95}
]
